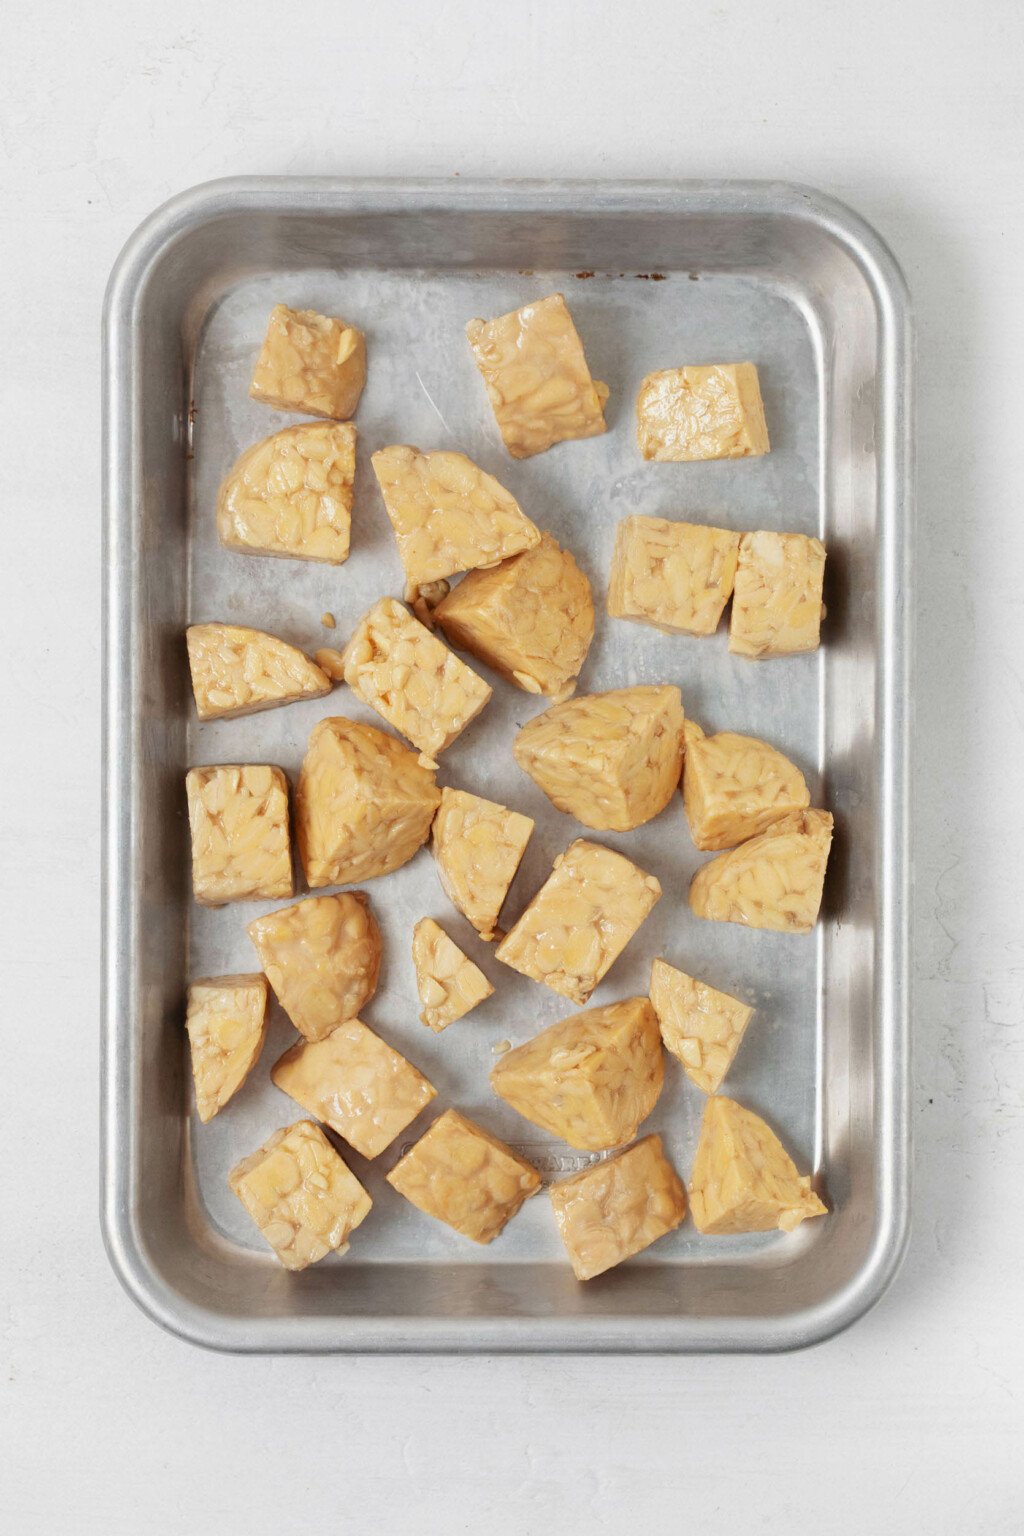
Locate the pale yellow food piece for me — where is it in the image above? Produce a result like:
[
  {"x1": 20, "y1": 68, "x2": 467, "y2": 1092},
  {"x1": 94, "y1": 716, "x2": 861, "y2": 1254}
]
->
[
  {"x1": 185, "y1": 974, "x2": 269, "y2": 1123},
  {"x1": 636, "y1": 363, "x2": 770, "y2": 462},
  {"x1": 248, "y1": 893, "x2": 381, "y2": 1042},
  {"x1": 272, "y1": 1018, "x2": 436, "y2": 1159},
  {"x1": 185, "y1": 764, "x2": 292, "y2": 906},
  {"x1": 490, "y1": 996, "x2": 664, "y2": 1151},
  {"x1": 229, "y1": 1120, "x2": 371, "y2": 1271},
  {"x1": 250, "y1": 304, "x2": 366, "y2": 420},
  {"x1": 341, "y1": 597, "x2": 492, "y2": 757},
  {"x1": 607, "y1": 516, "x2": 740, "y2": 636},
  {"x1": 386, "y1": 1109, "x2": 541, "y2": 1244},
  {"x1": 217, "y1": 423, "x2": 356, "y2": 565},
  {"x1": 550, "y1": 1134, "x2": 687, "y2": 1280},
  {"x1": 371, "y1": 445, "x2": 540, "y2": 587},
  {"x1": 466, "y1": 292, "x2": 608, "y2": 459},
  {"x1": 405, "y1": 578, "x2": 450, "y2": 629},
  {"x1": 689, "y1": 809, "x2": 833, "y2": 934},
  {"x1": 683, "y1": 727, "x2": 810, "y2": 851},
  {"x1": 314, "y1": 646, "x2": 346, "y2": 681},
  {"x1": 649, "y1": 959, "x2": 753, "y2": 1095},
  {"x1": 496, "y1": 839, "x2": 661, "y2": 1005},
  {"x1": 430, "y1": 787, "x2": 534, "y2": 940},
  {"x1": 729, "y1": 531, "x2": 827, "y2": 658},
  {"x1": 412, "y1": 919, "x2": 494, "y2": 1032},
  {"x1": 434, "y1": 533, "x2": 594, "y2": 700},
  {"x1": 186, "y1": 624, "x2": 331, "y2": 722},
  {"x1": 295, "y1": 717, "x2": 441, "y2": 888},
  {"x1": 689, "y1": 1096, "x2": 827, "y2": 1234},
  {"x1": 513, "y1": 685, "x2": 685, "y2": 832}
]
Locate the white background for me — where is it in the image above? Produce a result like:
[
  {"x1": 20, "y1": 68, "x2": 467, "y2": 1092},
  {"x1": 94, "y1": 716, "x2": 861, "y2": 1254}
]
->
[{"x1": 2, "y1": 1, "x2": 1022, "y2": 1529}]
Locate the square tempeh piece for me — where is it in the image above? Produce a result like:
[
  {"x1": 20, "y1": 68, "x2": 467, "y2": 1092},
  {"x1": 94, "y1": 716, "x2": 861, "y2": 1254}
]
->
[
  {"x1": 607, "y1": 516, "x2": 740, "y2": 637},
  {"x1": 271, "y1": 1017, "x2": 436, "y2": 1159},
  {"x1": 341, "y1": 597, "x2": 492, "y2": 757},
  {"x1": 466, "y1": 292, "x2": 608, "y2": 459},
  {"x1": 185, "y1": 765, "x2": 292, "y2": 906},
  {"x1": 636, "y1": 363, "x2": 769, "y2": 461},
  {"x1": 430, "y1": 787, "x2": 534, "y2": 940},
  {"x1": 729, "y1": 531, "x2": 827, "y2": 657},
  {"x1": 250, "y1": 305, "x2": 366, "y2": 420},
  {"x1": 229, "y1": 1120, "x2": 372, "y2": 1271},
  {"x1": 495, "y1": 838, "x2": 661, "y2": 1005},
  {"x1": 549, "y1": 1134, "x2": 687, "y2": 1280},
  {"x1": 386, "y1": 1109, "x2": 541, "y2": 1244}
]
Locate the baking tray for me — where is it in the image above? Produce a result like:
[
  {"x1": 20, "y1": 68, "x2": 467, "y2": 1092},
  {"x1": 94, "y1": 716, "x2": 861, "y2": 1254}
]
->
[{"x1": 101, "y1": 178, "x2": 911, "y2": 1352}]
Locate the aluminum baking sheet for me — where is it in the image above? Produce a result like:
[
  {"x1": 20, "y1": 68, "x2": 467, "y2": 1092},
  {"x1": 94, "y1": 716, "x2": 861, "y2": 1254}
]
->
[{"x1": 102, "y1": 179, "x2": 911, "y2": 1352}]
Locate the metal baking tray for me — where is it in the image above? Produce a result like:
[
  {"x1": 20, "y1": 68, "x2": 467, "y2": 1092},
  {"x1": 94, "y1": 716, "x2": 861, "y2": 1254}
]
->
[{"x1": 101, "y1": 178, "x2": 911, "y2": 1352}]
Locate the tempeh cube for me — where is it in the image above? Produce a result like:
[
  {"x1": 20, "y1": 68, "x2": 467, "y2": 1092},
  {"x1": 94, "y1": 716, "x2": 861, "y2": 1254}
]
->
[
  {"x1": 512, "y1": 685, "x2": 685, "y2": 832},
  {"x1": 682, "y1": 723, "x2": 810, "y2": 850},
  {"x1": 185, "y1": 974, "x2": 269, "y2": 1123},
  {"x1": 495, "y1": 839, "x2": 661, "y2": 1005},
  {"x1": 689, "y1": 1096, "x2": 827, "y2": 1234},
  {"x1": 248, "y1": 893, "x2": 381, "y2": 1042},
  {"x1": 434, "y1": 533, "x2": 594, "y2": 700},
  {"x1": 412, "y1": 919, "x2": 494, "y2": 1032},
  {"x1": 229, "y1": 1120, "x2": 372, "y2": 1270},
  {"x1": 386, "y1": 1109, "x2": 541, "y2": 1244},
  {"x1": 272, "y1": 1018, "x2": 436, "y2": 1159},
  {"x1": 636, "y1": 363, "x2": 770, "y2": 461},
  {"x1": 729, "y1": 531, "x2": 827, "y2": 658},
  {"x1": 186, "y1": 624, "x2": 331, "y2": 721},
  {"x1": 689, "y1": 808, "x2": 833, "y2": 933},
  {"x1": 490, "y1": 996, "x2": 664, "y2": 1151},
  {"x1": 550, "y1": 1135, "x2": 687, "y2": 1280},
  {"x1": 185, "y1": 764, "x2": 292, "y2": 906},
  {"x1": 340, "y1": 597, "x2": 492, "y2": 757},
  {"x1": 607, "y1": 516, "x2": 740, "y2": 636},
  {"x1": 295, "y1": 717, "x2": 441, "y2": 888},
  {"x1": 371, "y1": 445, "x2": 540, "y2": 587},
  {"x1": 217, "y1": 423, "x2": 356, "y2": 564},
  {"x1": 430, "y1": 787, "x2": 534, "y2": 940},
  {"x1": 466, "y1": 292, "x2": 608, "y2": 459},
  {"x1": 250, "y1": 305, "x2": 366, "y2": 420},
  {"x1": 648, "y1": 959, "x2": 753, "y2": 1095}
]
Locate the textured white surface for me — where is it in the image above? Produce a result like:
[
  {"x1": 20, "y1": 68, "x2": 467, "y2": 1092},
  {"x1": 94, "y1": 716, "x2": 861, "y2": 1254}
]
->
[{"x1": 1, "y1": 1, "x2": 1022, "y2": 1529}]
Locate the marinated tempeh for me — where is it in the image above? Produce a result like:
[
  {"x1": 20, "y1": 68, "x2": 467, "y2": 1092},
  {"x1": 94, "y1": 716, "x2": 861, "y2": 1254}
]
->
[
  {"x1": 250, "y1": 304, "x2": 366, "y2": 420},
  {"x1": 689, "y1": 1095, "x2": 827, "y2": 1234},
  {"x1": 295, "y1": 717, "x2": 441, "y2": 888},
  {"x1": 371, "y1": 445, "x2": 540, "y2": 587},
  {"x1": 682, "y1": 723, "x2": 810, "y2": 850},
  {"x1": 434, "y1": 533, "x2": 594, "y2": 700},
  {"x1": 386, "y1": 1109, "x2": 541, "y2": 1244},
  {"x1": 649, "y1": 959, "x2": 753, "y2": 1095},
  {"x1": 185, "y1": 764, "x2": 293, "y2": 906},
  {"x1": 729, "y1": 531, "x2": 827, "y2": 658},
  {"x1": 186, "y1": 623, "x2": 331, "y2": 721},
  {"x1": 217, "y1": 423, "x2": 356, "y2": 564},
  {"x1": 430, "y1": 787, "x2": 534, "y2": 939},
  {"x1": 229, "y1": 1120, "x2": 371, "y2": 1270},
  {"x1": 636, "y1": 363, "x2": 770, "y2": 461},
  {"x1": 272, "y1": 1018, "x2": 436, "y2": 1159},
  {"x1": 248, "y1": 893, "x2": 382, "y2": 1042},
  {"x1": 341, "y1": 597, "x2": 492, "y2": 757},
  {"x1": 185, "y1": 974, "x2": 269, "y2": 1123},
  {"x1": 513, "y1": 685, "x2": 685, "y2": 831},
  {"x1": 689, "y1": 808, "x2": 833, "y2": 933},
  {"x1": 607, "y1": 516, "x2": 740, "y2": 636},
  {"x1": 550, "y1": 1134, "x2": 687, "y2": 1280},
  {"x1": 490, "y1": 996, "x2": 664, "y2": 1151},
  {"x1": 496, "y1": 839, "x2": 661, "y2": 1004},
  {"x1": 466, "y1": 292, "x2": 608, "y2": 459},
  {"x1": 412, "y1": 919, "x2": 494, "y2": 1032}
]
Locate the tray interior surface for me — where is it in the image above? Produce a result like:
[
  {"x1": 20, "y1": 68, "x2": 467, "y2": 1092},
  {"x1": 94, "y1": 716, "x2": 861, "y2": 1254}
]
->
[{"x1": 107, "y1": 186, "x2": 902, "y2": 1349}]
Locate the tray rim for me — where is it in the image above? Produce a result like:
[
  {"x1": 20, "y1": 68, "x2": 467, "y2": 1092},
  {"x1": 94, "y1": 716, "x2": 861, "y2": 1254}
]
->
[{"x1": 101, "y1": 175, "x2": 912, "y2": 1354}]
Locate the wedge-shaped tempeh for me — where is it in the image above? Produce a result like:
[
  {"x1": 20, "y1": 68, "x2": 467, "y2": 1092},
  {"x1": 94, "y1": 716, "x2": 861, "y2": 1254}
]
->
[
  {"x1": 689, "y1": 1096, "x2": 827, "y2": 1234},
  {"x1": 186, "y1": 623, "x2": 331, "y2": 721},
  {"x1": 386, "y1": 1109, "x2": 541, "y2": 1244},
  {"x1": 248, "y1": 893, "x2": 381, "y2": 1042},
  {"x1": 186, "y1": 974, "x2": 269, "y2": 1123},
  {"x1": 430, "y1": 787, "x2": 534, "y2": 940},
  {"x1": 217, "y1": 423, "x2": 356, "y2": 564},
  {"x1": 229, "y1": 1120, "x2": 371, "y2": 1270},
  {"x1": 682, "y1": 723, "x2": 810, "y2": 851},
  {"x1": 689, "y1": 809, "x2": 833, "y2": 934},
  {"x1": 412, "y1": 919, "x2": 494, "y2": 1032},
  {"x1": 550, "y1": 1135, "x2": 687, "y2": 1280},
  {"x1": 649, "y1": 959, "x2": 753, "y2": 1095}
]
